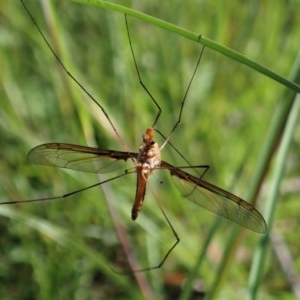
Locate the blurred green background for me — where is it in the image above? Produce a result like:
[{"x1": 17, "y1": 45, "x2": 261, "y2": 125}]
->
[{"x1": 0, "y1": 0, "x2": 299, "y2": 299}]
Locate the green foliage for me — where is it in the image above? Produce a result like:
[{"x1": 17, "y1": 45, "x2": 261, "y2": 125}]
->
[{"x1": 0, "y1": 0, "x2": 299, "y2": 299}]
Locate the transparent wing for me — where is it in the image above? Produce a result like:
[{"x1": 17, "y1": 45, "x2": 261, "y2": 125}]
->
[
  {"x1": 161, "y1": 161, "x2": 266, "y2": 233},
  {"x1": 27, "y1": 143, "x2": 138, "y2": 173}
]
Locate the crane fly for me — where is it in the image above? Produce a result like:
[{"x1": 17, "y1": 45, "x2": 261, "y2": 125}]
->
[
  {"x1": 25, "y1": 129, "x2": 266, "y2": 233},
  {"x1": 2, "y1": 0, "x2": 267, "y2": 272}
]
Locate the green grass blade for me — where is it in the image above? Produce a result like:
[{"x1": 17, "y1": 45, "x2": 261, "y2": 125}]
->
[
  {"x1": 247, "y1": 93, "x2": 300, "y2": 300},
  {"x1": 208, "y1": 45, "x2": 300, "y2": 299}
]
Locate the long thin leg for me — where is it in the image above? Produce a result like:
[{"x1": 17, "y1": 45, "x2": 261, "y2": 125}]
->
[
  {"x1": 125, "y1": 14, "x2": 205, "y2": 140},
  {"x1": 155, "y1": 129, "x2": 208, "y2": 174},
  {"x1": 20, "y1": 0, "x2": 131, "y2": 156},
  {"x1": 0, "y1": 173, "x2": 130, "y2": 205},
  {"x1": 125, "y1": 14, "x2": 162, "y2": 128},
  {"x1": 161, "y1": 45, "x2": 205, "y2": 149},
  {"x1": 113, "y1": 181, "x2": 180, "y2": 273}
]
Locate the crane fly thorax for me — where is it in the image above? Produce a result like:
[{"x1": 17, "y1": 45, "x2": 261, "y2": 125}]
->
[{"x1": 136, "y1": 128, "x2": 161, "y2": 172}]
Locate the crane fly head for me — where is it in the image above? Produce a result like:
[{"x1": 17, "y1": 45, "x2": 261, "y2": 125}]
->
[{"x1": 143, "y1": 127, "x2": 154, "y2": 145}]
